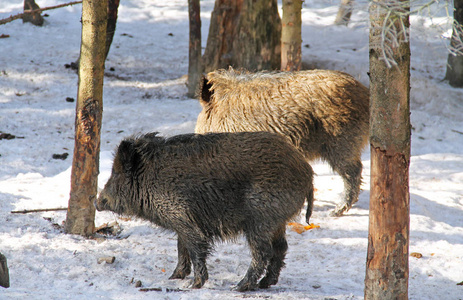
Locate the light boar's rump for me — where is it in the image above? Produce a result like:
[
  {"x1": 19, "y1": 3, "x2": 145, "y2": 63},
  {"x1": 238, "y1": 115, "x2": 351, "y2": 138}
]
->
[
  {"x1": 95, "y1": 131, "x2": 314, "y2": 292},
  {"x1": 195, "y1": 68, "x2": 369, "y2": 217}
]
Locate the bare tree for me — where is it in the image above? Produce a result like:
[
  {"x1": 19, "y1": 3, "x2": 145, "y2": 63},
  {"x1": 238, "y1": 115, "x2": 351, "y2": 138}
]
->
[
  {"x1": 187, "y1": 0, "x2": 202, "y2": 98},
  {"x1": 281, "y1": 0, "x2": 302, "y2": 71},
  {"x1": 65, "y1": 0, "x2": 107, "y2": 236},
  {"x1": 445, "y1": 0, "x2": 463, "y2": 87},
  {"x1": 203, "y1": 0, "x2": 281, "y2": 72},
  {"x1": 365, "y1": 0, "x2": 411, "y2": 298}
]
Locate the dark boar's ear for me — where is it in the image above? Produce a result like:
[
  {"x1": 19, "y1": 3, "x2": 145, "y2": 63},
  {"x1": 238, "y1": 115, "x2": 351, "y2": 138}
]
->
[
  {"x1": 199, "y1": 74, "x2": 213, "y2": 105},
  {"x1": 115, "y1": 139, "x2": 138, "y2": 174}
]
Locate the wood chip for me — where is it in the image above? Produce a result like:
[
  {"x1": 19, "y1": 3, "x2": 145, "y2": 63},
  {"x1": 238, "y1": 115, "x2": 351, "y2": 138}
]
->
[{"x1": 97, "y1": 256, "x2": 115, "y2": 264}]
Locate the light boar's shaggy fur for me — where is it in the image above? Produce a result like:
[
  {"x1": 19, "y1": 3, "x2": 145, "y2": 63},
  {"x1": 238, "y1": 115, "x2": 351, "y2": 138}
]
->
[
  {"x1": 95, "y1": 131, "x2": 314, "y2": 292},
  {"x1": 195, "y1": 68, "x2": 369, "y2": 217}
]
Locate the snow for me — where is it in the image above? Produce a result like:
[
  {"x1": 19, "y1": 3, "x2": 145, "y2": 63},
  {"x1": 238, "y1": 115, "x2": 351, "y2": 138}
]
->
[{"x1": 1, "y1": 0, "x2": 462, "y2": 299}]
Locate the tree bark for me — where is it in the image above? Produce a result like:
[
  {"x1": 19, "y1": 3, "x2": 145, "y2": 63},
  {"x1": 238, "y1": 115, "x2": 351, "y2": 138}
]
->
[
  {"x1": 65, "y1": 0, "x2": 107, "y2": 237},
  {"x1": 187, "y1": 0, "x2": 202, "y2": 98},
  {"x1": 23, "y1": 0, "x2": 44, "y2": 26},
  {"x1": 203, "y1": 0, "x2": 281, "y2": 73},
  {"x1": 365, "y1": 0, "x2": 411, "y2": 299},
  {"x1": 334, "y1": 0, "x2": 354, "y2": 26},
  {"x1": 444, "y1": 0, "x2": 463, "y2": 87},
  {"x1": 281, "y1": 0, "x2": 302, "y2": 71},
  {"x1": 0, "y1": 253, "x2": 9, "y2": 288}
]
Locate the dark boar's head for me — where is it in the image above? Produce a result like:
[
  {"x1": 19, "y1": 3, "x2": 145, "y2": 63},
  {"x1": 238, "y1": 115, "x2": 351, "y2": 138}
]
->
[{"x1": 95, "y1": 138, "x2": 140, "y2": 215}]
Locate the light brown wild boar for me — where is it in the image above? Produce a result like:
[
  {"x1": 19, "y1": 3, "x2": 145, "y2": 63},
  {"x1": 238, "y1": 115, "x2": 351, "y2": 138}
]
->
[{"x1": 195, "y1": 68, "x2": 369, "y2": 218}]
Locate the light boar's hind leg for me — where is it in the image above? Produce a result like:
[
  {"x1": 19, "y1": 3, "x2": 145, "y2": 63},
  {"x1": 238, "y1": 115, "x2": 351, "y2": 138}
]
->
[
  {"x1": 258, "y1": 225, "x2": 288, "y2": 289},
  {"x1": 169, "y1": 238, "x2": 191, "y2": 280},
  {"x1": 234, "y1": 229, "x2": 273, "y2": 292},
  {"x1": 330, "y1": 159, "x2": 363, "y2": 217}
]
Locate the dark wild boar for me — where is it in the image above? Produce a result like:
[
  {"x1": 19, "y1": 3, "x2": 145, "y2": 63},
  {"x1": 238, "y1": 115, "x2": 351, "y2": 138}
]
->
[
  {"x1": 95, "y1": 131, "x2": 314, "y2": 292},
  {"x1": 195, "y1": 68, "x2": 369, "y2": 217}
]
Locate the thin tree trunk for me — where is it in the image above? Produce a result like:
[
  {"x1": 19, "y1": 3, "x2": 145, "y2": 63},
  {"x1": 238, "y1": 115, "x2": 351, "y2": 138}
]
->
[
  {"x1": 444, "y1": 0, "x2": 463, "y2": 87},
  {"x1": 365, "y1": 0, "x2": 411, "y2": 298},
  {"x1": 65, "y1": 0, "x2": 107, "y2": 236},
  {"x1": 281, "y1": 0, "x2": 302, "y2": 71},
  {"x1": 187, "y1": 0, "x2": 202, "y2": 98},
  {"x1": 203, "y1": 0, "x2": 281, "y2": 73},
  {"x1": 104, "y1": 0, "x2": 120, "y2": 60},
  {"x1": 334, "y1": 0, "x2": 354, "y2": 26}
]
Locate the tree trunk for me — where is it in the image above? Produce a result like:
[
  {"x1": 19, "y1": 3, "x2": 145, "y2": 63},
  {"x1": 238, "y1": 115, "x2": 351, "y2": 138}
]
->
[
  {"x1": 104, "y1": 0, "x2": 120, "y2": 60},
  {"x1": 444, "y1": 0, "x2": 463, "y2": 87},
  {"x1": 22, "y1": 0, "x2": 44, "y2": 26},
  {"x1": 0, "y1": 253, "x2": 9, "y2": 288},
  {"x1": 334, "y1": 0, "x2": 354, "y2": 26},
  {"x1": 281, "y1": 0, "x2": 302, "y2": 71},
  {"x1": 203, "y1": 0, "x2": 281, "y2": 73},
  {"x1": 365, "y1": 0, "x2": 411, "y2": 299},
  {"x1": 187, "y1": 0, "x2": 202, "y2": 98},
  {"x1": 65, "y1": 0, "x2": 107, "y2": 237}
]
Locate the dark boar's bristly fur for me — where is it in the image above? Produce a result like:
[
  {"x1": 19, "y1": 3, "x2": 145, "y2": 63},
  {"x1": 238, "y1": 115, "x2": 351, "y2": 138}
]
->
[
  {"x1": 195, "y1": 68, "x2": 369, "y2": 217},
  {"x1": 95, "y1": 131, "x2": 314, "y2": 292}
]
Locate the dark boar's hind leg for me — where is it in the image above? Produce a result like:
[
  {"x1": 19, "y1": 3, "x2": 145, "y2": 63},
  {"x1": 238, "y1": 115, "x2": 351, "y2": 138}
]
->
[
  {"x1": 330, "y1": 159, "x2": 363, "y2": 217},
  {"x1": 234, "y1": 229, "x2": 273, "y2": 292},
  {"x1": 183, "y1": 235, "x2": 210, "y2": 289},
  {"x1": 258, "y1": 226, "x2": 288, "y2": 289},
  {"x1": 169, "y1": 238, "x2": 191, "y2": 280}
]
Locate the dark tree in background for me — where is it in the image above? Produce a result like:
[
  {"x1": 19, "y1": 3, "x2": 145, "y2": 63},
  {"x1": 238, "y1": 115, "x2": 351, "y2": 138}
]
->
[
  {"x1": 445, "y1": 0, "x2": 463, "y2": 88},
  {"x1": 365, "y1": 0, "x2": 411, "y2": 298},
  {"x1": 203, "y1": 0, "x2": 281, "y2": 72},
  {"x1": 65, "y1": 0, "x2": 107, "y2": 236},
  {"x1": 187, "y1": 0, "x2": 202, "y2": 98},
  {"x1": 281, "y1": 0, "x2": 302, "y2": 71}
]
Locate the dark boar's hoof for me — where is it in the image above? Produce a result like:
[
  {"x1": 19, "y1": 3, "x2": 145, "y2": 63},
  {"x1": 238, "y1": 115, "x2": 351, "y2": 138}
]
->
[
  {"x1": 233, "y1": 280, "x2": 258, "y2": 292},
  {"x1": 169, "y1": 267, "x2": 191, "y2": 280},
  {"x1": 191, "y1": 275, "x2": 207, "y2": 289},
  {"x1": 258, "y1": 275, "x2": 278, "y2": 289}
]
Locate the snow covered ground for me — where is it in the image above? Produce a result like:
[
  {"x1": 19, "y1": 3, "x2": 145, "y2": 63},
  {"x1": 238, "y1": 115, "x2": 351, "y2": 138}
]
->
[{"x1": 0, "y1": 0, "x2": 462, "y2": 299}]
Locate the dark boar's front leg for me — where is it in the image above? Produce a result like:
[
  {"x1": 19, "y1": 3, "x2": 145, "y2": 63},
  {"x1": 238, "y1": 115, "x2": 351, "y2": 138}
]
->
[
  {"x1": 169, "y1": 238, "x2": 191, "y2": 280},
  {"x1": 172, "y1": 233, "x2": 209, "y2": 289}
]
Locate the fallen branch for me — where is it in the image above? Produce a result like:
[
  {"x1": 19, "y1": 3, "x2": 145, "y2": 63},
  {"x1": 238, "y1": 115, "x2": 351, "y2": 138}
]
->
[
  {"x1": 452, "y1": 129, "x2": 463, "y2": 135},
  {"x1": 11, "y1": 207, "x2": 67, "y2": 214},
  {"x1": 0, "y1": 1, "x2": 82, "y2": 26},
  {"x1": 139, "y1": 287, "x2": 187, "y2": 292}
]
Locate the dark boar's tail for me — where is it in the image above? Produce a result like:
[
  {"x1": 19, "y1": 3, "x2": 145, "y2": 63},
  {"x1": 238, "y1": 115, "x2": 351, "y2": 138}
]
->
[{"x1": 305, "y1": 179, "x2": 315, "y2": 224}]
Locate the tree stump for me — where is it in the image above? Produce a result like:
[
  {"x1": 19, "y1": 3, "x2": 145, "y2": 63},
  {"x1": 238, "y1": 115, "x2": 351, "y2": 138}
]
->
[
  {"x1": 0, "y1": 253, "x2": 10, "y2": 288},
  {"x1": 22, "y1": 0, "x2": 44, "y2": 26}
]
